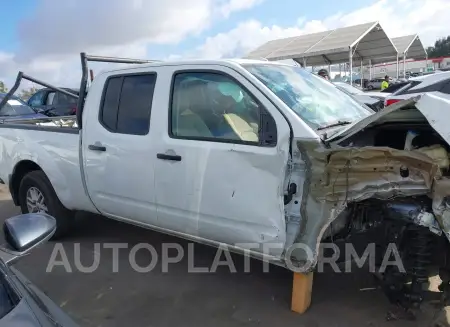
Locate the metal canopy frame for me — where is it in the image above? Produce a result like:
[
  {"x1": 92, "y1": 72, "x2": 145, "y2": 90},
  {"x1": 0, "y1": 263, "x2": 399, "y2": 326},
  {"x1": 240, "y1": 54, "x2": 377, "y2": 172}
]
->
[{"x1": 245, "y1": 21, "x2": 398, "y2": 84}]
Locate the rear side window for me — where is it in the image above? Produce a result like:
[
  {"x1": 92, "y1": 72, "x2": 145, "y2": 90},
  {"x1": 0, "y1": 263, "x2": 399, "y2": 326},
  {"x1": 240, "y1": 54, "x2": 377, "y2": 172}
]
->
[{"x1": 100, "y1": 74, "x2": 156, "y2": 135}]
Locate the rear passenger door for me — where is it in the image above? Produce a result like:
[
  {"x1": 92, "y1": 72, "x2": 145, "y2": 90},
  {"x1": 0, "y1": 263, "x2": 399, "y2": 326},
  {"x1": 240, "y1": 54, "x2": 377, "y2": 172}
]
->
[
  {"x1": 82, "y1": 72, "x2": 159, "y2": 225},
  {"x1": 152, "y1": 65, "x2": 291, "y2": 256}
]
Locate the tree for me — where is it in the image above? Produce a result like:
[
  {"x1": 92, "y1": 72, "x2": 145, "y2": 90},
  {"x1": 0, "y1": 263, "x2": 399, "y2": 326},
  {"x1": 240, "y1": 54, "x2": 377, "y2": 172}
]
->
[
  {"x1": 427, "y1": 36, "x2": 450, "y2": 58},
  {"x1": 18, "y1": 87, "x2": 39, "y2": 101},
  {"x1": 0, "y1": 81, "x2": 8, "y2": 93}
]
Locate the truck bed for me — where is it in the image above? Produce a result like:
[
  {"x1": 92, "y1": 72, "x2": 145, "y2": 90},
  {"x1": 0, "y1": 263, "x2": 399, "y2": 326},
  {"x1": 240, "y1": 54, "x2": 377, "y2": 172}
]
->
[
  {"x1": 0, "y1": 116, "x2": 79, "y2": 132},
  {"x1": 0, "y1": 121, "x2": 94, "y2": 213}
]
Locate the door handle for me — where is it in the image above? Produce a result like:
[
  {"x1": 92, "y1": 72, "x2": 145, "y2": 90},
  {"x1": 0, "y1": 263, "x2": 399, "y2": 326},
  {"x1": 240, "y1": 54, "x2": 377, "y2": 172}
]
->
[
  {"x1": 88, "y1": 144, "x2": 106, "y2": 152},
  {"x1": 157, "y1": 153, "x2": 182, "y2": 161}
]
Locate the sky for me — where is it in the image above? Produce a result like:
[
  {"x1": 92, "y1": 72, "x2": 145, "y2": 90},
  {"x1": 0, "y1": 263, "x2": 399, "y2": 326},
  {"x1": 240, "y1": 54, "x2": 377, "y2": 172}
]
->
[{"x1": 1, "y1": 0, "x2": 450, "y2": 88}]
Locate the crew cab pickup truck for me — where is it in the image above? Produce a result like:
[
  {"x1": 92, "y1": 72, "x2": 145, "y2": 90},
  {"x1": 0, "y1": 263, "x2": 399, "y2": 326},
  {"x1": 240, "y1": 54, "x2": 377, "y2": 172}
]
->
[{"x1": 2, "y1": 54, "x2": 450, "y2": 309}]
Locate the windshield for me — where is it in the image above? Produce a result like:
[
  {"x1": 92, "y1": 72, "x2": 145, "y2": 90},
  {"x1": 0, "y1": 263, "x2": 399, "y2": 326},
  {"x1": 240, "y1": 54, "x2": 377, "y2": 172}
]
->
[
  {"x1": 0, "y1": 96, "x2": 36, "y2": 116},
  {"x1": 244, "y1": 64, "x2": 372, "y2": 129},
  {"x1": 333, "y1": 82, "x2": 364, "y2": 95}
]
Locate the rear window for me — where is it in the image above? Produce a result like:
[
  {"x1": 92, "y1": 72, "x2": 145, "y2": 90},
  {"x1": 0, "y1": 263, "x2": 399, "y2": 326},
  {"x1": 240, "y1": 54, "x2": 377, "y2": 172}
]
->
[
  {"x1": 392, "y1": 81, "x2": 422, "y2": 95},
  {"x1": 382, "y1": 82, "x2": 408, "y2": 93},
  {"x1": 57, "y1": 92, "x2": 78, "y2": 105}
]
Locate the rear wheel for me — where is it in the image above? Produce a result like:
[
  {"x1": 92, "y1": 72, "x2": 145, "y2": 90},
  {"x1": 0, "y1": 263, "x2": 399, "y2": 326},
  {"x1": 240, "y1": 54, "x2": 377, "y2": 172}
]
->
[
  {"x1": 368, "y1": 85, "x2": 374, "y2": 90},
  {"x1": 18, "y1": 170, "x2": 74, "y2": 239}
]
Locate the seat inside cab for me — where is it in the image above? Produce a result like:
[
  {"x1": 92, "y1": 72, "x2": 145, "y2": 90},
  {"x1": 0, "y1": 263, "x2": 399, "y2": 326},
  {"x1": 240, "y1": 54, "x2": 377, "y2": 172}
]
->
[{"x1": 171, "y1": 78, "x2": 259, "y2": 143}]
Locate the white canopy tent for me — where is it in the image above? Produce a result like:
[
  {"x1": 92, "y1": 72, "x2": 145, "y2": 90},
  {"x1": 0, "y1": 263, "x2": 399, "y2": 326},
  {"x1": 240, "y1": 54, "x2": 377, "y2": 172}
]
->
[
  {"x1": 245, "y1": 21, "x2": 398, "y2": 84},
  {"x1": 391, "y1": 35, "x2": 427, "y2": 78}
]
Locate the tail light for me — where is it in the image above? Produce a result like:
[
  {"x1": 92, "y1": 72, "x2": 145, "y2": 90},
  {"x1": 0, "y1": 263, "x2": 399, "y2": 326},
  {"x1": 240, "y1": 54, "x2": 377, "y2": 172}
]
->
[
  {"x1": 70, "y1": 107, "x2": 77, "y2": 115},
  {"x1": 385, "y1": 99, "x2": 401, "y2": 107}
]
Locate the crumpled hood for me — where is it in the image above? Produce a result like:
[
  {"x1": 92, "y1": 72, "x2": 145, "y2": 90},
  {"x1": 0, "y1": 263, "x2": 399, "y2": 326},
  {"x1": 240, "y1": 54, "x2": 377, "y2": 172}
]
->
[
  {"x1": 289, "y1": 93, "x2": 450, "y2": 272},
  {"x1": 326, "y1": 93, "x2": 450, "y2": 147}
]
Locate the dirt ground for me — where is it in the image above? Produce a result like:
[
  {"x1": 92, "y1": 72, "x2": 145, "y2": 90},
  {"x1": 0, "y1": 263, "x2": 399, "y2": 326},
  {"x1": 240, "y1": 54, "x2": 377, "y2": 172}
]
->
[{"x1": 0, "y1": 186, "x2": 449, "y2": 327}]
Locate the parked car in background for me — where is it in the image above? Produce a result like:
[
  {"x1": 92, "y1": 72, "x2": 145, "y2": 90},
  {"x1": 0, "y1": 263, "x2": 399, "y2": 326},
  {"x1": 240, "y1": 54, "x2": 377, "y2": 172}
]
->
[
  {"x1": 0, "y1": 93, "x2": 47, "y2": 121},
  {"x1": 27, "y1": 88, "x2": 79, "y2": 116},
  {"x1": 384, "y1": 71, "x2": 450, "y2": 106},
  {"x1": 333, "y1": 82, "x2": 386, "y2": 111},
  {"x1": 366, "y1": 78, "x2": 386, "y2": 90},
  {"x1": 353, "y1": 78, "x2": 368, "y2": 89},
  {"x1": 0, "y1": 213, "x2": 78, "y2": 326}
]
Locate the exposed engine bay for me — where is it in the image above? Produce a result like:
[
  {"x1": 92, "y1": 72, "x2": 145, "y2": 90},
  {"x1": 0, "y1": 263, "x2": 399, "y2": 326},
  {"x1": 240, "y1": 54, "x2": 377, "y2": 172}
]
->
[{"x1": 322, "y1": 118, "x2": 450, "y2": 316}]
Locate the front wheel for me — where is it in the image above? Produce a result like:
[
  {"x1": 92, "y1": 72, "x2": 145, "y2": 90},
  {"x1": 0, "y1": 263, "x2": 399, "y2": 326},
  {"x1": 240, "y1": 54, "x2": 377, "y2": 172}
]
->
[
  {"x1": 368, "y1": 85, "x2": 374, "y2": 90},
  {"x1": 18, "y1": 170, "x2": 74, "y2": 239}
]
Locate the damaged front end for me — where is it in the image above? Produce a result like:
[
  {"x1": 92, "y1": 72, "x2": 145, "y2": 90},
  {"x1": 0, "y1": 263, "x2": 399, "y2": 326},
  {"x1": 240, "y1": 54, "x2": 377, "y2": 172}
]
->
[{"x1": 286, "y1": 93, "x2": 450, "y2": 311}]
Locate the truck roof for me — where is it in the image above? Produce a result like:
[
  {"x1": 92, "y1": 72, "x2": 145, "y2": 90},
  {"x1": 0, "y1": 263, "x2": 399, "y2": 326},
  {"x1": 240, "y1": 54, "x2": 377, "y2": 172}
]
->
[{"x1": 102, "y1": 58, "x2": 294, "y2": 74}]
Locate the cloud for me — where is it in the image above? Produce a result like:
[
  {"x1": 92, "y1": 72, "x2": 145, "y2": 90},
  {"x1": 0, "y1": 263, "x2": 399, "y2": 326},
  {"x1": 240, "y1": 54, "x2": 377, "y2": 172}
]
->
[
  {"x1": 17, "y1": 0, "x2": 263, "y2": 63},
  {"x1": 3, "y1": 0, "x2": 450, "y2": 90},
  {"x1": 192, "y1": 0, "x2": 450, "y2": 59},
  {"x1": 1, "y1": 0, "x2": 262, "y2": 89},
  {"x1": 219, "y1": 0, "x2": 264, "y2": 18}
]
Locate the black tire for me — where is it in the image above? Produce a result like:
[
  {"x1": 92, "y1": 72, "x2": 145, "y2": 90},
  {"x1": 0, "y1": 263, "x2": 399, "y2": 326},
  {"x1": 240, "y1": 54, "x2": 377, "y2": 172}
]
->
[
  {"x1": 18, "y1": 170, "x2": 74, "y2": 239},
  {"x1": 368, "y1": 85, "x2": 374, "y2": 90}
]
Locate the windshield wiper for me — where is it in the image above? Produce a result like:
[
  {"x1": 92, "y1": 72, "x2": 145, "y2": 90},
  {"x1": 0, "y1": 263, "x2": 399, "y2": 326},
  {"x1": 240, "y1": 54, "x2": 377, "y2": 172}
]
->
[{"x1": 317, "y1": 120, "x2": 352, "y2": 130}]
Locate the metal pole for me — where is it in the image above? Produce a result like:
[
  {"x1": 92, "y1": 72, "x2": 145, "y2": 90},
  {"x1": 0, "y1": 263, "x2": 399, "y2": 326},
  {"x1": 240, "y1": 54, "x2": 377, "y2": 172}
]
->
[
  {"x1": 369, "y1": 59, "x2": 372, "y2": 79},
  {"x1": 360, "y1": 60, "x2": 363, "y2": 85},
  {"x1": 396, "y1": 54, "x2": 399, "y2": 79},
  {"x1": 349, "y1": 47, "x2": 353, "y2": 85},
  {"x1": 403, "y1": 53, "x2": 406, "y2": 78},
  {"x1": 303, "y1": 57, "x2": 306, "y2": 69},
  {"x1": 339, "y1": 63, "x2": 342, "y2": 76}
]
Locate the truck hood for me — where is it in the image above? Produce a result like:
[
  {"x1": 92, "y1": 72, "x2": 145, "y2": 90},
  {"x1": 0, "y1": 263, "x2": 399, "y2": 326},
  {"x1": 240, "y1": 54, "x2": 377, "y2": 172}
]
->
[{"x1": 326, "y1": 93, "x2": 450, "y2": 146}]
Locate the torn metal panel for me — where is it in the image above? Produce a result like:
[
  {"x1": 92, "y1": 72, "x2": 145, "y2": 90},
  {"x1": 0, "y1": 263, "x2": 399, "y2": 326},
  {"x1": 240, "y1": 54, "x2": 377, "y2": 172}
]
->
[
  {"x1": 431, "y1": 178, "x2": 450, "y2": 241},
  {"x1": 290, "y1": 141, "x2": 447, "y2": 272}
]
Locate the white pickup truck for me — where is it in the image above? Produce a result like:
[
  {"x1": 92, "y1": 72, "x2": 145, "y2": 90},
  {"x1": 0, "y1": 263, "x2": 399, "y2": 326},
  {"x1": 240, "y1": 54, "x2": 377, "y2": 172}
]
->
[{"x1": 2, "y1": 54, "x2": 450, "y2": 306}]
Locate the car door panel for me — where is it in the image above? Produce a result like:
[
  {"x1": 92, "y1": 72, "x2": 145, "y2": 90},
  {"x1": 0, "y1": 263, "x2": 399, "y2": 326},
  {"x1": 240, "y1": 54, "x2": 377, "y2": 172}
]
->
[
  {"x1": 152, "y1": 65, "x2": 291, "y2": 257},
  {"x1": 82, "y1": 72, "x2": 159, "y2": 226}
]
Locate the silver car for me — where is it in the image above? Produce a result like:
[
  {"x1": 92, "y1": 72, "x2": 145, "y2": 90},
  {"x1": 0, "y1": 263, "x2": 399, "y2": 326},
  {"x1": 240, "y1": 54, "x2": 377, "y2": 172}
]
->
[{"x1": 366, "y1": 78, "x2": 385, "y2": 90}]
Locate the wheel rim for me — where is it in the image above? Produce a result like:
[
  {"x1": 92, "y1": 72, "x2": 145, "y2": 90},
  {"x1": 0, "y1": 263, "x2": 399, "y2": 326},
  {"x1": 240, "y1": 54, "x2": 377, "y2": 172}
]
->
[{"x1": 26, "y1": 187, "x2": 48, "y2": 213}]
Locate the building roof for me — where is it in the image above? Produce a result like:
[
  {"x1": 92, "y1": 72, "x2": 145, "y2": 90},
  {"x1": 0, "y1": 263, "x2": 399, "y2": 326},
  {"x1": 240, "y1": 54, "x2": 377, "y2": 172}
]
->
[
  {"x1": 245, "y1": 21, "x2": 398, "y2": 67},
  {"x1": 391, "y1": 34, "x2": 427, "y2": 59}
]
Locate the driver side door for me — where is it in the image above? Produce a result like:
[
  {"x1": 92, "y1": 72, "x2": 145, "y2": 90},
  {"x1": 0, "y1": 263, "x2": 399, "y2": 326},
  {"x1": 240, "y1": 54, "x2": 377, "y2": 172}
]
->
[{"x1": 153, "y1": 65, "x2": 291, "y2": 257}]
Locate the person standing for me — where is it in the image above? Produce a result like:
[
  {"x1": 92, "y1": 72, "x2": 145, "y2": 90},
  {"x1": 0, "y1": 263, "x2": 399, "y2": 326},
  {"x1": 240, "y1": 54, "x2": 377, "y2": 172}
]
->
[{"x1": 381, "y1": 75, "x2": 389, "y2": 91}]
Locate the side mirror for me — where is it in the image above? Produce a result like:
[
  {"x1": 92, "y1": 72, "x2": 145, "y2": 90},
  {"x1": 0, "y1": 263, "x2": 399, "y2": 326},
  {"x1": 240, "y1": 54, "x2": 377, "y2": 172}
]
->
[{"x1": 0, "y1": 213, "x2": 56, "y2": 264}]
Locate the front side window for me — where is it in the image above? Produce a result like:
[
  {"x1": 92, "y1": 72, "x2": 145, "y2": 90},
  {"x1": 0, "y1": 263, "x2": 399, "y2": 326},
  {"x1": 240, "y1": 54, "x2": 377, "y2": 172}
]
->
[
  {"x1": 170, "y1": 72, "x2": 262, "y2": 144},
  {"x1": 28, "y1": 91, "x2": 44, "y2": 107},
  {"x1": 244, "y1": 64, "x2": 372, "y2": 129},
  {"x1": 100, "y1": 74, "x2": 156, "y2": 135}
]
